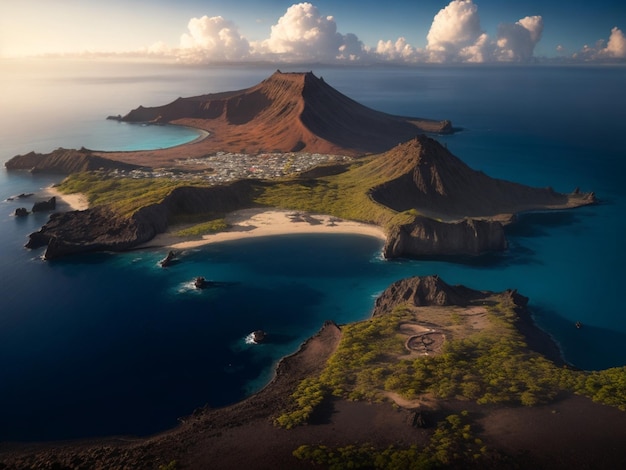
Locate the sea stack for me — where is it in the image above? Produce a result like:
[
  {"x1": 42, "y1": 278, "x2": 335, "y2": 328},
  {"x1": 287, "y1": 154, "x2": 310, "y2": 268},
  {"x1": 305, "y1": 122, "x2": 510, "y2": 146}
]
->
[{"x1": 252, "y1": 330, "x2": 267, "y2": 344}]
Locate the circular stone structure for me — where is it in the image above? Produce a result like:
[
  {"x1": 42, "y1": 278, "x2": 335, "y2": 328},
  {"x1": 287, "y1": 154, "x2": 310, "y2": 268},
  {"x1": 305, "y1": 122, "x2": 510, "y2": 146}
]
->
[{"x1": 405, "y1": 332, "x2": 445, "y2": 355}]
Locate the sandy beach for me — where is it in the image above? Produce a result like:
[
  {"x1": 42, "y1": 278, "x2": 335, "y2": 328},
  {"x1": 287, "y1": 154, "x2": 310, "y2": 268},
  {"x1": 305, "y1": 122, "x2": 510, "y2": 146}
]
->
[
  {"x1": 34, "y1": 187, "x2": 385, "y2": 248},
  {"x1": 41, "y1": 186, "x2": 89, "y2": 211},
  {"x1": 144, "y1": 208, "x2": 387, "y2": 249}
]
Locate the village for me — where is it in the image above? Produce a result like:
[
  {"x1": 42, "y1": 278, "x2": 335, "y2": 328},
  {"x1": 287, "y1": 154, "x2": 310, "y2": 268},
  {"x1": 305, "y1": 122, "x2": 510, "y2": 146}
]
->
[{"x1": 105, "y1": 151, "x2": 352, "y2": 183}]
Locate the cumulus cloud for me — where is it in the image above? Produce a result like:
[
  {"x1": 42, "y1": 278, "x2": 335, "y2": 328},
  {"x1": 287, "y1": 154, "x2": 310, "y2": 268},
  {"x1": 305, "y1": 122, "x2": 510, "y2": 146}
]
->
[
  {"x1": 134, "y1": 1, "x2": 623, "y2": 65},
  {"x1": 178, "y1": 15, "x2": 250, "y2": 63},
  {"x1": 254, "y1": 2, "x2": 367, "y2": 62},
  {"x1": 421, "y1": 1, "x2": 544, "y2": 63},
  {"x1": 496, "y1": 15, "x2": 543, "y2": 61},
  {"x1": 602, "y1": 26, "x2": 626, "y2": 58},
  {"x1": 425, "y1": 0, "x2": 488, "y2": 63},
  {"x1": 573, "y1": 27, "x2": 626, "y2": 61},
  {"x1": 375, "y1": 37, "x2": 419, "y2": 62}
]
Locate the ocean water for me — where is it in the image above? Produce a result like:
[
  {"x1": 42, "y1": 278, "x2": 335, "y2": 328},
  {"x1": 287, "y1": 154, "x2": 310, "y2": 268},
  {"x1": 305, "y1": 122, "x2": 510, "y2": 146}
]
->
[{"x1": 0, "y1": 60, "x2": 625, "y2": 441}]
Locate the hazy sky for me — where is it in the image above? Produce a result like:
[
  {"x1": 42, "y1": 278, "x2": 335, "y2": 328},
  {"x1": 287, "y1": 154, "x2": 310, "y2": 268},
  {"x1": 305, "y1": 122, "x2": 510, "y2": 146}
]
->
[{"x1": 1, "y1": 0, "x2": 624, "y2": 63}]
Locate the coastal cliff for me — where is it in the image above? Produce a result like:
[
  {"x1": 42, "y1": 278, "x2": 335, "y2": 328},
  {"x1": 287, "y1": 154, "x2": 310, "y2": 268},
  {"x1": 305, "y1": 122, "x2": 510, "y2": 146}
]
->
[
  {"x1": 26, "y1": 207, "x2": 158, "y2": 259},
  {"x1": 26, "y1": 181, "x2": 258, "y2": 259},
  {"x1": 359, "y1": 136, "x2": 595, "y2": 259},
  {"x1": 383, "y1": 216, "x2": 507, "y2": 258}
]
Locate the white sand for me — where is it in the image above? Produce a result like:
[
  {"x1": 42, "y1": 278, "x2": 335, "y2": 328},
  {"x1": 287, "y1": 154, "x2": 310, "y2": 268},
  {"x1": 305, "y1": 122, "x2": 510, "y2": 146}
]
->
[
  {"x1": 30, "y1": 189, "x2": 385, "y2": 248},
  {"x1": 143, "y1": 208, "x2": 386, "y2": 249},
  {"x1": 41, "y1": 186, "x2": 89, "y2": 211}
]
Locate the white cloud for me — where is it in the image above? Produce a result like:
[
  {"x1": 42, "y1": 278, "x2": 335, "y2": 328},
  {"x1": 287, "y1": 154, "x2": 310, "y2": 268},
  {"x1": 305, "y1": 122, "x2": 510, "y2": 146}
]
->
[
  {"x1": 603, "y1": 27, "x2": 626, "y2": 58},
  {"x1": 60, "y1": 1, "x2": 620, "y2": 65},
  {"x1": 254, "y1": 2, "x2": 368, "y2": 62},
  {"x1": 425, "y1": 0, "x2": 488, "y2": 63},
  {"x1": 375, "y1": 37, "x2": 420, "y2": 62},
  {"x1": 573, "y1": 27, "x2": 626, "y2": 60},
  {"x1": 178, "y1": 15, "x2": 250, "y2": 63},
  {"x1": 496, "y1": 15, "x2": 543, "y2": 62}
]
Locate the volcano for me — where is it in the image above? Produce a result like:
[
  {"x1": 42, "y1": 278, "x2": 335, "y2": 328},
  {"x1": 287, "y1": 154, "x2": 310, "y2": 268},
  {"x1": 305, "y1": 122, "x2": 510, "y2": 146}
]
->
[{"x1": 119, "y1": 70, "x2": 452, "y2": 161}]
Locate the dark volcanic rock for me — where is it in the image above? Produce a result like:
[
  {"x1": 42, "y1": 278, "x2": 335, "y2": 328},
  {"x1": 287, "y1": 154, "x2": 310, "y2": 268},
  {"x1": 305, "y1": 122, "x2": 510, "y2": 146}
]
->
[
  {"x1": 159, "y1": 250, "x2": 176, "y2": 267},
  {"x1": 25, "y1": 207, "x2": 160, "y2": 260},
  {"x1": 14, "y1": 207, "x2": 29, "y2": 217},
  {"x1": 252, "y1": 330, "x2": 267, "y2": 343},
  {"x1": 383, "y1": 215, "x2": 506, "y2": 258},
  {"x1": 31, "y1": 196, "x2": 56, "y2": 212},
  {"x1": 372, "y1": 275, "x2": 487, "y2": 315},
  {"x1": 24, "y1": 180, "x2": 258, "y2": 259}
]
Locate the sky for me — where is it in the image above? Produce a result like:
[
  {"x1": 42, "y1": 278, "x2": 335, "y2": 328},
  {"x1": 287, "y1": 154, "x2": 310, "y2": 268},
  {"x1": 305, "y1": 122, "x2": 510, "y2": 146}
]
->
[{"x1": 1, "y1": 0, "x2": 624, "y2": 64}]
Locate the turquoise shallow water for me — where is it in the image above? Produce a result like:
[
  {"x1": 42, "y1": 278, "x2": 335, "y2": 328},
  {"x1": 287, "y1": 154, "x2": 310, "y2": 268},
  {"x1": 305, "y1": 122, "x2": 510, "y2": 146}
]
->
[{"x1": 0, "y1": 62, "x2": 625, "y2": 441}]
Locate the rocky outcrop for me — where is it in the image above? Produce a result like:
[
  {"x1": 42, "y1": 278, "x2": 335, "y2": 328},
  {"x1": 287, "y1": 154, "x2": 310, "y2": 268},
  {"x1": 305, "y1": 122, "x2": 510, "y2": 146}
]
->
[
  {"x1": 372, "y1": 275, "x2": 488, "y2": 315},
  {"x1": 14, "y1": 208, "x2": 29, "y2": 217},
  {"x1": 194, "y1": 277, "x2": 210, "y2": 289},
  {"x1": 252, "y1": 330, "x2": 267, "y2": 343},
  {"x1": 31, "y1": 197, "x2": 56, "y2": 212},
  {"x1": 25, "y1": 206, "x2": 160, "y2": 260},
  {"x1": 159, "y1": 250, "x2": 176, "y2": 267},
  {"x1": 5, "y1": 148, "x2": 141, "y2": 174},
  {"x1": 383, "y1": 215, "x2": 507, "y2": 258}
]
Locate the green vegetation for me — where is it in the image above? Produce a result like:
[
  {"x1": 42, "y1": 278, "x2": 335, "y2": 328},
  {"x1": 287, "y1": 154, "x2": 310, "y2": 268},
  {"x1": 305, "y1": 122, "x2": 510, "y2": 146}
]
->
[
  {"x1": 567, "y1": 366, "x2": 626, "y2": 411},
  {"x1": 293, "y1": 411, "x2": 493, "y2": 469},
  {"x1": 278, "y1": 294, "x2": 626, "y2": 467},
  {"x1": 276, "y1": 296, "x2": 626, "y2": 431},
  {"x1": 173, "y1": 218, "x2": 229, "y2": 237},
  {"x1": 56, "y1": 155, "x2": 419, "y2": 234},
  {"x1": 57, "y1": 172, "x2": 205, "y2": 217},
  {"x1": 255, "y1": 156, "x2": 420, "y2": 227}
]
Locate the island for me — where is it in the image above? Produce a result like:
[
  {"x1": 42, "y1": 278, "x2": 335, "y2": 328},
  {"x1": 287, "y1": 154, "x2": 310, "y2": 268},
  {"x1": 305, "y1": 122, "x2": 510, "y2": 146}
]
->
[
  {"x1": 6, "y1": 72, "x2": 593, "y2": 260},
  {"x1": 2, "y1": 71, "x2": 618, "y2": 469}
]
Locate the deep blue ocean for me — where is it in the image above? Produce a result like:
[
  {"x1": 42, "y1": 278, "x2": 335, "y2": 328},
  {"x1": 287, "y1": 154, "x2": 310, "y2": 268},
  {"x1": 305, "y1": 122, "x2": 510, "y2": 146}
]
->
[{"x1": 1, "y1": 60, "x2": 625, "y2": 441}]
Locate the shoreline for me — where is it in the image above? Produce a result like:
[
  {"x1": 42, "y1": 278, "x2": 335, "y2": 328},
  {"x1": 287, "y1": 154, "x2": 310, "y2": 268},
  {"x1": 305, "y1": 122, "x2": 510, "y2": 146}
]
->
[
  {"x1": 39, "y1": 186, "x2": 89, "y2": 211},
  {"x1": 97, "y1": 125, "x2": 210, "y2": 153},
  {"x1": 138, "y1": 208, "x2": 387, "y2": 250}
]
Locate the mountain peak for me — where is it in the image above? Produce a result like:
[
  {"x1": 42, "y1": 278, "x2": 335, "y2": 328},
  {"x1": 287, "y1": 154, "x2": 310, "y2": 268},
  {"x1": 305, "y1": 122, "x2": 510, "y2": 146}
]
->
[
  {"x1": 120, "y1": 71, "x2": 452, "y2": 158},
  {"x1": 367, "y1": 135, "x2": 593, "y2": 219}
]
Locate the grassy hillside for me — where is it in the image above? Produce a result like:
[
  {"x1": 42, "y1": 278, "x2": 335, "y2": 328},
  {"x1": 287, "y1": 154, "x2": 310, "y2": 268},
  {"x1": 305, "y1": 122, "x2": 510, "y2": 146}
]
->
[
  {"x1": 275, "y1": 292, "x2": 626, "y2": 468},
  {"x1": 56, "y1": 152, "x2": 421, "y2": 234}
]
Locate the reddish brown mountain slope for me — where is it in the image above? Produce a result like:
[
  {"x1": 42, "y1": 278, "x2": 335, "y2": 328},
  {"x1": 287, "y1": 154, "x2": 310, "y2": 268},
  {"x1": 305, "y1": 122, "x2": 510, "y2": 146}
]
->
[{"x1": 104, "y1": 71, "x2": 450, "y2": 166}]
